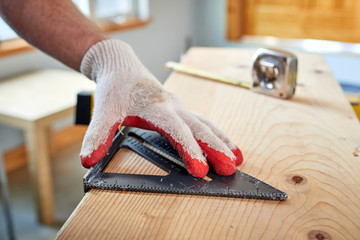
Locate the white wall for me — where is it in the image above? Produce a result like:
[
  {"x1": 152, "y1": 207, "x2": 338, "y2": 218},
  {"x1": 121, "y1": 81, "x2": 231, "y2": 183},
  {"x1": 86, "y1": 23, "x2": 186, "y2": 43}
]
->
[
  {"x1": 192, "y1": 0, "x2": 227, "y2": 47},
  {"x1": 111, "y1": 0, "x2": 194, "y2": 82},
  {"x1": 0, "y1": 0, "x2": 195, "y2": 152}
]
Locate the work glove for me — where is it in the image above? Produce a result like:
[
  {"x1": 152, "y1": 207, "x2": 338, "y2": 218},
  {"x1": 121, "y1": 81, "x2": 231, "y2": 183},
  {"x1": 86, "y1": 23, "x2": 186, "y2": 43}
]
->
[{"x1": 80, "y1": 39, "x2": 243, "y2": 178}]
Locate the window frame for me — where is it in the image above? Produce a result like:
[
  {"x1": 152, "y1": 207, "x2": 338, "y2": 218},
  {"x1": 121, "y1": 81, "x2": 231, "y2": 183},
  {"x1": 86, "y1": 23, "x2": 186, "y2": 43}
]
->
[{"x1": 0, "y1": 1, "x2": 151, "y2": 58}]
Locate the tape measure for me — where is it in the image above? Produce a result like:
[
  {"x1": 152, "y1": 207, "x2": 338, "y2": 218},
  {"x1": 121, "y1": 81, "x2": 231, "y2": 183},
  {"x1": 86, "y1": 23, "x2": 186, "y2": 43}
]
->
[{"x1": 165, "y1": 48, "x2": 298, "y2": 99}]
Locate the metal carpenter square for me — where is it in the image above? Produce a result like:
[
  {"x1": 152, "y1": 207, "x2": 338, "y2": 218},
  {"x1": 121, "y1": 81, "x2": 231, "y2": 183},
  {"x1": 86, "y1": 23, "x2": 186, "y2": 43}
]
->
[{"x1": 83, "y1": 127, "x2": 288, "y2": 200}]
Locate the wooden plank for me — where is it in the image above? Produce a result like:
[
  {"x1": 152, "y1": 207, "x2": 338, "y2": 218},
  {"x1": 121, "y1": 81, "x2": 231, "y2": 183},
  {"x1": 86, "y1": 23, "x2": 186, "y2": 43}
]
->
[
  {"x1": 98, "y1": 18, "x2": 152, "y2": 34},
  {"x1": 2, "y1": 145, "x2": 27, "y2": 173},
  {"x1": 0, "y1": 38, "x2": 34, "y2": 58},
  {"x1": 25, "y1": 122, "x2": 54, "y2": 225},
  {"x1": 57, "y1": 48, "x2": 360, "y2": 240},
  {"x1": 2, "y1": 125, "x2": 87, "y2": 173}
]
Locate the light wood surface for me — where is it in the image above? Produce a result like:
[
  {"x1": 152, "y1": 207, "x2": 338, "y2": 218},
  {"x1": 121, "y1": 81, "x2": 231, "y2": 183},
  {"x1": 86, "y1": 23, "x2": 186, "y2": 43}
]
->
[
  {"x1": 0, "y1": 70, "x2": 95, "y2": 225},
  {"x1": 57, "y1": 48, "x2": 360, "y2": 239},
  {"x1": 0, "y1": 70, "x2": 95, "y2": 121}
]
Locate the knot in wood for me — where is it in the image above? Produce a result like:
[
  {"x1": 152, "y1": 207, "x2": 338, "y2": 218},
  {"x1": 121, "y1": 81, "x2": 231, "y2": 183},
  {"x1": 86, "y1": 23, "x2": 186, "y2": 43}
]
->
[
  {"x1": 292, "y1": 175, "x2": 304, "y2": 184},
  {"x1": 314, "y1": 69, "x2": 324, "y2": 74},
  {"x1": 307, "y1": 230, "x2": 332, "y2": 240}
]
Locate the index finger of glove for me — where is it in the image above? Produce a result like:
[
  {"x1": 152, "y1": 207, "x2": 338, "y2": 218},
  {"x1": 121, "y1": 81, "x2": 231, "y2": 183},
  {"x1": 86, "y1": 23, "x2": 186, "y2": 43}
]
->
[
  {"x1": 177, "y1": 110, "x2": 237, "y2": 176},
  {"x1": 194, "y1": 113, "x2": 243, "y2": 166},
  {"x1": 123, "y1": 111, "x2": 209, "y2": 178}
]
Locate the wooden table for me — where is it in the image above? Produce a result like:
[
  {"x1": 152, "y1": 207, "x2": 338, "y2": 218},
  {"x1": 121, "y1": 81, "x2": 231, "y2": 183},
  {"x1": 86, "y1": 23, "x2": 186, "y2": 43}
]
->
[
  {"x1": 0, "y1": 69, "x2": 95, "y2": 225},
  {"x1": 56, "y1": 48, "x2": 360, "y2": 239}
]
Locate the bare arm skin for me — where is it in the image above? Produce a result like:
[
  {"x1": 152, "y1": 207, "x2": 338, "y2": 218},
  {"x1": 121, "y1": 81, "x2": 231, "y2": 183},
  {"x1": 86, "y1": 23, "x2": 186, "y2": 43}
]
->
[{"x1": 0, "y1": 0, "x2": 109, "y2": 70}]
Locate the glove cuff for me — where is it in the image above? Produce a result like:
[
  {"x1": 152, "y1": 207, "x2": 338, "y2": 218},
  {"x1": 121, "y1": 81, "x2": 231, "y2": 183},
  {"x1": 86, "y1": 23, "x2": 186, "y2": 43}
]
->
[{"x1": 80, "y1": 39, "x2": 141, "y2": 82}]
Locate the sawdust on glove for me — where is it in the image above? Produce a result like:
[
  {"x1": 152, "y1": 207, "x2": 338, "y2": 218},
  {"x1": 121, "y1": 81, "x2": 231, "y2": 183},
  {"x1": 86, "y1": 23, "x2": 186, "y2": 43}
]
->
[{"x1": 80, "y1": 39, "x2": 243, "y2": 178}]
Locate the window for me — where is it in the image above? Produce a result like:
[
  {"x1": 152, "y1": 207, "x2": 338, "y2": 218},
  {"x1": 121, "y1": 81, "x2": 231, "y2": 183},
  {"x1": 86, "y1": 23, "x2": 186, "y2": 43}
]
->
[
  {"x1": 0, "y1": 17, "x2": 18, "y2": 41},
  {"x1": 0, "y1": 0, "x2": 149, "y2": 41},
  {"x1": 73, "y1": 0, "x2": 149, "y2": 23},
  {"x1": 0, "y1": 0, "x2": 150, "y2": 57}
]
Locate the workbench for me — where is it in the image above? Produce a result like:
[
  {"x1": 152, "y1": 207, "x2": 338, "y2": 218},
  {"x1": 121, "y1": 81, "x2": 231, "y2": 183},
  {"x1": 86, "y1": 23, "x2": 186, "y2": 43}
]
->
[
  {"x1": 57, "y1": 48, "x2": 360, "y2": 239},
  {"x1": 0, "y1": 70, "x2": 95, "y2": 225}
]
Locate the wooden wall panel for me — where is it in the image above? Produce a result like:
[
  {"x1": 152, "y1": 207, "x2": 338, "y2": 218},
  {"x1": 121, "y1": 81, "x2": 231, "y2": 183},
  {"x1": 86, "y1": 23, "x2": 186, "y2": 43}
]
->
[
  {"x1": 226, "y1": 0, "x2": 245, "y2": 40},
  {"x1": 227, "y1": 0, "x2": 360, "y2": 43}
]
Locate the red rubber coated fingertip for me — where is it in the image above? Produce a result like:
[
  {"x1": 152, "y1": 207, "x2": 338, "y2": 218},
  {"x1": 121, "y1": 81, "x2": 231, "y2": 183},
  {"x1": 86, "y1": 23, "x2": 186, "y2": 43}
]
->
[
  {"x1": 182, "y1": 151, "x2": 209, "y2": 178},
  {"x1": 232, "y1": 147, "x2": 244, "y2": 166},
  {"x1": 81, "y1": 122, "x2": 121, "y2": 168},
  {"x1": 123, "y1": 116, "x2": 210, "y2": 178},
  {"x1": 197, "y1": 141, "x2": 236, "y2": 176},
  {"x1": 81, "y1": 148, "x2": 103, "y2": 168}
]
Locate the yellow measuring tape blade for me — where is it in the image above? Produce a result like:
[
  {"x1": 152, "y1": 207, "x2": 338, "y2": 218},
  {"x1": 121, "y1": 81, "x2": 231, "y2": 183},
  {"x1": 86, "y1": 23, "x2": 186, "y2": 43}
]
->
[{"x1": 165, "y1": 61, "x2": 251, "y2": 89}]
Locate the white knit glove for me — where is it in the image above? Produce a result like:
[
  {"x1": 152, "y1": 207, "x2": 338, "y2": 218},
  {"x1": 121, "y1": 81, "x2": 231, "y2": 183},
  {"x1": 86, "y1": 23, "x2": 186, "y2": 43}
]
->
[{"x1": 80, "y1": 39, "x2": 243, "y2": 178}]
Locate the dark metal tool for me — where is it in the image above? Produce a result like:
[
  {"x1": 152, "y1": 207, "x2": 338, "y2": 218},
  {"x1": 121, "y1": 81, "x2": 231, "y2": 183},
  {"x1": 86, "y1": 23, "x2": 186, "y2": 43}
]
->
[{"x1": 84, "y1": 127, "x2": 288, "y2": 201}]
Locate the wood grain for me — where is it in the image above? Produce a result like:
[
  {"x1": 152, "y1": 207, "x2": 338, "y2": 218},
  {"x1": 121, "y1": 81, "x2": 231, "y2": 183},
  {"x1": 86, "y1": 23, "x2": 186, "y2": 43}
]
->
[
  {"x1": 57, "y1": 48, "x2": 360, "y2": 239},
  {"x1": 227, "y1": 0, "x2": 245, "y2": 41},
  {"x1": 228, "y1": 0, "x2": 360, "y2": 43}
]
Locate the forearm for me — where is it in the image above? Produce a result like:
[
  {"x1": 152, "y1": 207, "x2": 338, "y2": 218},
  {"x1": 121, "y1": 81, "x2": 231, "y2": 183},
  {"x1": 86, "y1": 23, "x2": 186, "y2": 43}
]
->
[{"x1": 0, "y1": 0, "x2": 108, "y2": 70}]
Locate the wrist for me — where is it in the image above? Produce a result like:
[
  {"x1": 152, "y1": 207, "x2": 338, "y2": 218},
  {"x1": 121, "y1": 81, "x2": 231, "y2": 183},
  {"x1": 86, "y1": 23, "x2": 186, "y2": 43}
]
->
[{"x1": 80, "y1": 39, "x2": 141, "y2": 82}]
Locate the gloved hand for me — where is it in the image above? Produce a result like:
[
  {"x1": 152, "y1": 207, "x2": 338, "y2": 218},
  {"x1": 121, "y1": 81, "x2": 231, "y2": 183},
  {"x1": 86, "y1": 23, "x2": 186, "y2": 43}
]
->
[{"x1": 80, "y1": 39, "x2": 243, "y2": 178}]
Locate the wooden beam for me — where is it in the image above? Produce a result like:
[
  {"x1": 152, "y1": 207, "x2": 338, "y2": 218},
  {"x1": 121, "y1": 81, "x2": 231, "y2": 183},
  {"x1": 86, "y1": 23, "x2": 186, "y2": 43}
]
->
[
  {"x1": 226, "y1": 0, "x2": 245, "y2": 41},
  {"x1": 2, "y1": 125, "x2": 87, "y2": 173}
]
